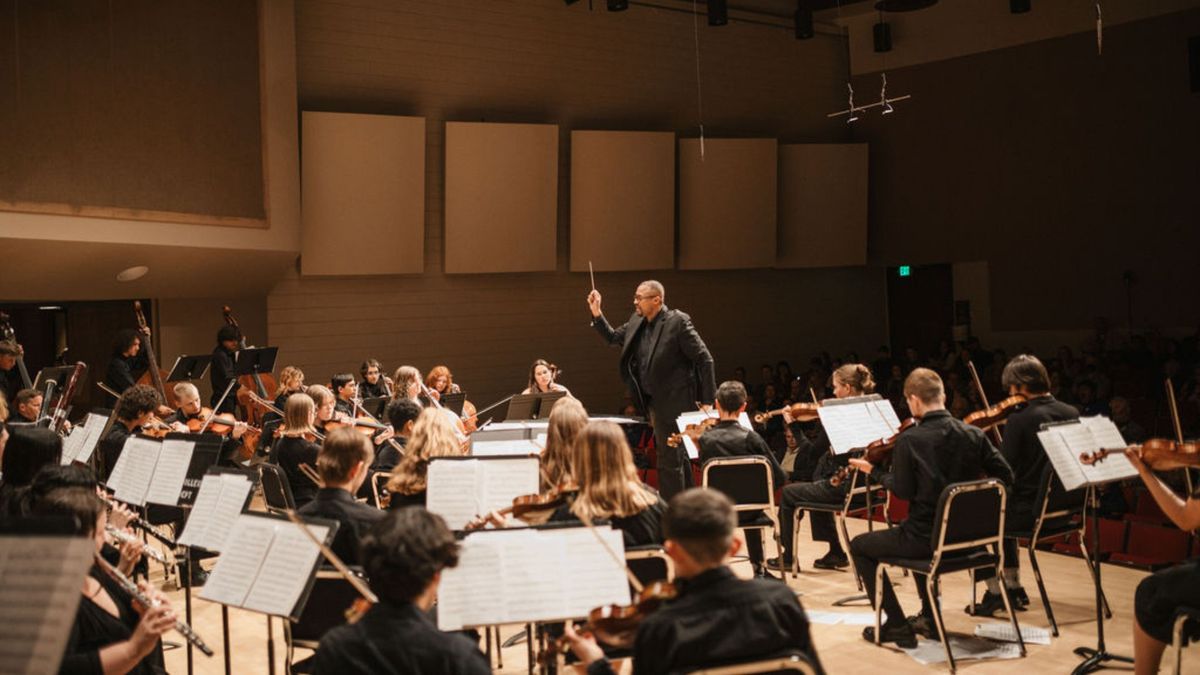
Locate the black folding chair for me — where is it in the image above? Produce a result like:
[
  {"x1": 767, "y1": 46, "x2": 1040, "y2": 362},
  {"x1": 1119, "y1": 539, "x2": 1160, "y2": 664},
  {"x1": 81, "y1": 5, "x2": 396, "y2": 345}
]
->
[
  {"x1": 873, "y1": 478, "x2": 1026, "y2": 673},
  {"x1": 1172, "y1": 606, "x2": 1200, "y2": 675},
  {"x1": 687, "y1": 651, "x2": 821, "y2": 674},
  {"x1": 790, "y1": 468, "x2": 890, "y2": 600},
  {"x1": 702, "y1": 456, "x2": 786, "y2": 578},
  {"x1": 260, "y1": 463, "x2": 295, "y2": 513},
  {"x1": 285, "y1": 569, "x2": 363, "y2": 673},
  {"x1": 626, "y1": 545, "x2": 675, "y2": 587}
]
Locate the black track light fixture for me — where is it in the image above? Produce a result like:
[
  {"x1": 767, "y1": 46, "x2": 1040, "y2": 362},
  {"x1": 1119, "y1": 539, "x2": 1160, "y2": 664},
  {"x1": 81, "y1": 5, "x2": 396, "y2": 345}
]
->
[
  {"x1": 1010, "y1": 0, "x2": 1031, "y2": 13},
  {"x1": 708, "y1": 0, "x2": 728, "y2": 26},
  {"x1": 873, "y1": 20, "x2": 892, "y2": 52},
  {"x1": 795, "y1": 3, "x2": 814, "y2": 40},
  {"x1": 607, "y1": 0, "x2": 628, "y2": 11}
]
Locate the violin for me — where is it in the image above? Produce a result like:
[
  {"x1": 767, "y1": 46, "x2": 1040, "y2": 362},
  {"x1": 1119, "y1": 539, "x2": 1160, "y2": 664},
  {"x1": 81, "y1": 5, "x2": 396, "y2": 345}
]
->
[
  {"x1": 140, "y1": 416, "x2": 173, "y2": 438},
  {"x1": 829, "y1": 418, "x2": 917, "y2": 487},
  {"x1": 463, "y1": 482, "x2": 580, "y2": 530},
  {"x1": 1080, "y1": 438, "x2": 1200, "y2": 471},
  {"x1": 963, "y1": 395, "x2": 1026, "y2": 432},
  {"x1": 754, "y1": 401, "x2": 820, "y2": 425},
  {"x1": 666, "y1": 417, "x2": 719, "y2": 448},
  {"x1": 560, "y1": 581, "x2": 678, "y2": 650}
]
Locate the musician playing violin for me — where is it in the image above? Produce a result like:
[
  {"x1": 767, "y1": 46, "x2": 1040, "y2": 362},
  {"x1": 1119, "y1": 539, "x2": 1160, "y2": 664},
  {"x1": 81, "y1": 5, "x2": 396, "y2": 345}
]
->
[
  {"x1": 298, "y1": 428, "x2": 385, "y2": 566},
  {"x1": 968, "y1": 354, "x2": 1079, "y2": 617},
  {"x1": 358, "y1": 398, "x2": 422, "y2": 506},
  {"x1": 209, "y1": 326, "x2": 241, "y2": 415},
  {"x1": 98, "y1": 385, "x2": 162, "y2": 480},
  {"x1": 698, "y1": 381, "x2": 785, "y2": 579},
  {"x1": 306, "y1": 385, "x2": 339, "y2": 436},
  {"x1": 424, "y1": 365, "x2": 461, "y2": 402},
  {"x1": 385, "y1": 408, "x2": 467, "y2": 510},
  {"x1": 358, "y1": 359, "x2": 389, "y2": 399},
  {"x1": 541, "y1": 397, "x2": 588, "y2": 491},
  {"x1": 165, "y1": 382, "x2": 253, "y2": 460},
  {"x1": 268, "y1": 393, "x2": 322, "y2": 508},
  {"x1": 848, "y1": 369, "x2": 1013, "y2": 648},
  {"x1": 390, "y1": 365, "x2": 424, "y2": 406},
  {"x1": 330, "y1": 373, "x2": 358, "y2": 418},
  {"x1": 562, "y1": 488, "x2": 822, "y2": 675},
  {"x1": 770, "y1": 363, "x2": 874, "y2": 572}
]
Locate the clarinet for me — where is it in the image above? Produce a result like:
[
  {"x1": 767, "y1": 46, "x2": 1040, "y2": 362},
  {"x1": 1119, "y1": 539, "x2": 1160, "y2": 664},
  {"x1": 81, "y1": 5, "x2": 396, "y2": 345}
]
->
[
  {"x1": 105, "y1": 525, "x2": 171, "y2": 565},
  {"x1": 94, "y1": 556, "x2": 214, "y2": 656}
]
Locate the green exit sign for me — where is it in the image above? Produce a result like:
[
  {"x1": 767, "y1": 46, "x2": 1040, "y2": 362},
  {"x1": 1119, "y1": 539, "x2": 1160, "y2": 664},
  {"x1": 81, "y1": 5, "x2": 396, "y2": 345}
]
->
[{"x1": 898, "y1": 265, "x2": 912, "y2": 277}]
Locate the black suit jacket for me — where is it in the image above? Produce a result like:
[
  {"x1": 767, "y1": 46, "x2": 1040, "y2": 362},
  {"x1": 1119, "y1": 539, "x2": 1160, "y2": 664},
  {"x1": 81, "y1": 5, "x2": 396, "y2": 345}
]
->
[{"x1": 592, "y1": 307, "x2": 716, "y2": 418}]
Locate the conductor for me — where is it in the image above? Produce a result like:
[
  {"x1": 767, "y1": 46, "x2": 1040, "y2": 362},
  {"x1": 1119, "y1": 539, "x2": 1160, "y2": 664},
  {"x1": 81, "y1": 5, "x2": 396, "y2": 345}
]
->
[{"x1": 587, "y1": 280, "x2": 716, "y2": 499}]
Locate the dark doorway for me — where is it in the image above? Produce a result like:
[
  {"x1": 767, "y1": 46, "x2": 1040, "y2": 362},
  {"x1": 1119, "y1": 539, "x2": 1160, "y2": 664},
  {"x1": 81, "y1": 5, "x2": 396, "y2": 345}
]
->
[{"x1": 886, "y1": 264, "x2": 954, "y2": 366}]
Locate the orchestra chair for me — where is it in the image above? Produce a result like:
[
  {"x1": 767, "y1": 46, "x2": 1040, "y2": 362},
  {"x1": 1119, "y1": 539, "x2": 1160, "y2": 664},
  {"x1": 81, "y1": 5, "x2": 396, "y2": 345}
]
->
[
  {"x1": 284, "y1": 568, "x2": 363, "y2": 673},
  {"x1": 873, "y1": 478, "x2": 1025, "y2": 673},
  {"x1": 371, "y1": 471, "x2": 393, "y2": 509},
  {"x1": 687, "y1": 651, "x2": 820, "y2": 675},
  {"x1": 1171, "y1": 606, "x2": 1200, "y2": 675},
  {"x1": 978, "y1": 470, "x2": 1108, "y2": 636},
  {"x1": 701, "y1": 456, "x2": 786, "y2": 578},
  {"x1": 789, "y1": 469, "x2": 886, "y2": 591},
  {"x1": 259, "y1": 463, "x2": 296, "y2": 514},
  {"x1": 626, "y1": 545, "x2": 676, "y2": 587}
]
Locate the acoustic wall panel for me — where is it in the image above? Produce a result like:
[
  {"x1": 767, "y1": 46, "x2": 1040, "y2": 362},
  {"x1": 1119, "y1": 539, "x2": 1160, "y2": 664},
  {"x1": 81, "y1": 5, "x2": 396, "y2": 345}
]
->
[
  {"x1": 301, "y1": 111, "x2": 426, "y2": 276},
  {"x1": 445, "y1": 122, "x2": 558, "y2": 274},
  {"x1": 777, "y1": 144, "x2": 868, "y2": 268},
  {"x1": 569, "y1": 131, "x2": 675, "y2": 272},
  {"x1": 678, "y1": 139, "x2": 777, "y2": 270}
]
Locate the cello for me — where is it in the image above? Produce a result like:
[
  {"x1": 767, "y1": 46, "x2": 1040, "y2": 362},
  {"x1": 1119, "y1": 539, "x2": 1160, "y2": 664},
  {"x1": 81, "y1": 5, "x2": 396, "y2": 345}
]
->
[
  {"x1": 0, "y1": 311, "x2": 34, "y2": 389},
  {"x1": 132, "y1": 301, "x2": 178, "y2": 409},
  {"x1": 222, "y1": 306, "x2": 277, "y2": 426}
]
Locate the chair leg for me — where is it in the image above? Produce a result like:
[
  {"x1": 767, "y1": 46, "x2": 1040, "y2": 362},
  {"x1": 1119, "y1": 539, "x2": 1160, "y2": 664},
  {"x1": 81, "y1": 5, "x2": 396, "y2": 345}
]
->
[
  {"x1": 1078, "y1": 537, "x2": 1113, "y2": 619},
  {"x1": 928, "y1": 575, "x2": 956, "y2": 673},
  {"x1": 771, "y1": 525, "x2": 787, "y2": 578},
  {"x1": 874, "y1": 565, "x2": 886, "y2": 645},
  {"x1": 837, "y1": 512, "x2": 864, "y2": 592},
  {"x1": 997, "y1": 568, "x2": 1027, "y2": 658},
  {"x1": 792, "y1": 510, "x2": 803, "y2": 578},
  {"x1": 1027, "y1": 542, "x2": 1059, "y2": 637}
]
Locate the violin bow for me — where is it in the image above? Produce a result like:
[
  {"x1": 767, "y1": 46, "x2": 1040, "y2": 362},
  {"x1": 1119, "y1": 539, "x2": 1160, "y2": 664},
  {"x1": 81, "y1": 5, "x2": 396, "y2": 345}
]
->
[
  {"x1": 1164, "y1": 379, "x2": 1193, "y2": 494},
  {"x1": 283, "y1": 509, "x2": 378, "y2": 602},
  {"x1": 574, "y1": 511, "x2": 644, "y2": 594},
  {"x1": 967, "y1": 361, "x2": 1004, "y2": 446}
]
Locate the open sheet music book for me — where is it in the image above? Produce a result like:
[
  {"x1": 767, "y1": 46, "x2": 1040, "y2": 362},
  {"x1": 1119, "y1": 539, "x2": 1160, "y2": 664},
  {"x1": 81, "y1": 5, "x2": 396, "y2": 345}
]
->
[
  {"x1": 199, "y1": 512, "x2": 336, "y2": 620},
  {"x1": 437, "y1": 525, "x2": 631, "y2": 631},
  {"x1": 106, "y1": 435, "x2": 197, "y2": 507},
  {"x1": 1036, "y1": 416, "x2": 1139, "y2": 491},
  {"x1": 470, "y1": 422, "x2": 549, "y2": 456},
  {"x1": 675, "y1": 411, "x2": 752, "y2": 460},
  {"x1": 427, "y1": 456, "x2": 541, "y2": 530},
  {"x1": 0, "y1": 527, "x2": 96, "y2": 675},
  {"x1": 177, "y1": 469, "x2": 255, "y2": 552},
  {"x1": 60, "y1": 413, "x2": 110, "y2": 465},
  {"x1": 816, "y1": 395, "x2": 903, "y2": 455}
]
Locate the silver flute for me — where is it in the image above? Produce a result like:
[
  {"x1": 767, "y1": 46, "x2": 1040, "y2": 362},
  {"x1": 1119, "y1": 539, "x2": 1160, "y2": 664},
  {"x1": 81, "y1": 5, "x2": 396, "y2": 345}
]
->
[
  {"x1": 105, "y1": 525, "x2": 171, "y2": 565},
  {"x1": 94, "y1": 555, "x2": 214, "y2": 657},
  {"x1": 101, "y1": 495, "x2": 178, "y2": 548}
]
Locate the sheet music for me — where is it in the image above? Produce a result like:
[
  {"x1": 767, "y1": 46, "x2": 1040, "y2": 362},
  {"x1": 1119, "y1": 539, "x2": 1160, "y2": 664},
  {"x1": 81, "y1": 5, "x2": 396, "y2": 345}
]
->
[
  {"x1": 200, "y1": 517, "x2": 275, "y2": 607},
  {"x1": 471, "y1": 439, "x2": 542, "y2": 456},
  {"x1": 72, "y1": 413, "x2": 110, "y2": 465},
  {"x1": 481, "y1": 458, "x2": 540, "y2": 516},
  {"x1": 676, "y1": 411, "x2": 751, "y2": 460},
  {"x1": 144, "y1": 438, "x2": 195, "y2": 506},
  {"x1": 427, "y1": 460, "x2": 483, "y2": 530},
  {"x1": 1037, "y1": 416, "x2": 1139, "y2": 491},
  {"x1": 112, "y1": 437, "x2": 162, "y2": 505},
  {"x1": 0, "y1": 537, "x2": 94, "y2": 675},
  {"x1": 437, "y1": 526, "x2": 629, "y2": 631},
  {"x1": 60, "y1": 426, "x2": 88, "y2": 466},
  {"x1": 817, "y1": 399, "x2": 900, "y2": 455},
  {"x1": 178, "y1": 473, "x2": 253, "y2": 551},
  {"x1": 1035, "y1": 430, "x2": 1087, "y2": 492},
  {"x1": 243, "y1": 523, "x2": 329, "y2": 616},
  {"x1": 177, "y1": 475, "x2": 222, "y2": 549}
]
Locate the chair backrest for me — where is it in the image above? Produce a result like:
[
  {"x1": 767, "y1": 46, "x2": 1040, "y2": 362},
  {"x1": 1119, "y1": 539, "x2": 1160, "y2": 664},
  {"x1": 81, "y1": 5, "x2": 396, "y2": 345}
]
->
[
  {"x1": 686, "y1": 651, "x2": 819, "y2": 675},
  {"x1": 371, "y1": 471, "x2": 393, "y2": 509},
  {"x1": 287, "y1": 570, "x2": 362, "y2": 645},
  {"x1": 260, "y1": 463, "x2": 296, "y2": 513},
  {"x1": 702, "y1": 456, "x2": 775, "y2": 511},
  {"x1": 1035, "y1": 464, "x2": 1086, "y2": 519},
  {"x1": 931, "y1": 478, "x2": 1006, "y2": 555},
  {"x1": 625, "y1": 546, "x2": 675, "y2": 588}
]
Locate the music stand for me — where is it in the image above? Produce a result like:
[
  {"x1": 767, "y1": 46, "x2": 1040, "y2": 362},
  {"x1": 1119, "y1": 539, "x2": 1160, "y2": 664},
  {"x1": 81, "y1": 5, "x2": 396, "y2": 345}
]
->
[
  {"x1": 441, "y1": 392, "x2": 466, "y2": 416},
  {"x1": 34, "y1": 365, "x2": 79, "y2": 391},
  {"x1": 505, "y1": 394, "x2": 540, "y2": 421},
  {"x1": 360, "y1": 396, "x2": 388, "y2": 419},
  {"x1": 234, "y1": 347, "x2": 278, "y2": 380},
  {"x1": 167, "y1": 354, "x2": 213, "y2": 382},
  {"x1": 533, "y1": 391, "x2": 567, "y2": 419}
]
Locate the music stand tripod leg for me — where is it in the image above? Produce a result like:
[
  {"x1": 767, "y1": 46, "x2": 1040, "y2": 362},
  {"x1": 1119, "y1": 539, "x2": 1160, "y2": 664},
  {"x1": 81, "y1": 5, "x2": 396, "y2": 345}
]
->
[{"x1": 1070, "y1": 488, "x2": 1133, "y2": 674}]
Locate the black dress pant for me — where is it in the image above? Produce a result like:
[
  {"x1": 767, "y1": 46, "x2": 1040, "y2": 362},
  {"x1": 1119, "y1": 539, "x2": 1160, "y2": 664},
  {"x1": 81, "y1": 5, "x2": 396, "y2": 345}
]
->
[
  {"x1": 850, "y1": 527, "x2": 934, "y2": 627},
  {"x1": 779, "y1": 479, "x2": 845, "y2": 560},
  {"x1": 648, "y1": 405, "x2": 694, "y2": 500},
  {"x1": 739, "y1": 510, "x2": 766, "y2": 566}
]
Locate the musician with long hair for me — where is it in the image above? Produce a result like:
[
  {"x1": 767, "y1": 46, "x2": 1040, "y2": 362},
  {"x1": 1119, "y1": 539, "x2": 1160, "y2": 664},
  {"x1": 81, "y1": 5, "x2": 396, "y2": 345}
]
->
[
  {"x1": 101, "y1": 329, "x2": 149, "y2": 406},
  {"x1": 306, "y1": 384, "x2": 339, "y2": 435},
  {"x1": 385, "y1": 408, "x2": 466, "y2": 509},
  {"x1": 390, "y1": 366, "x2": 424, "y2": 406},
  {"x1": 359, "y1": 359, "x2": 389, "y2": 399},
  {"x1": 98, "y1": 385, "x2": 162, "y2": 480},
  {"x1": 425, "y1": 365, "x2": 461, "y2": 402},
  {"x1": 268, "y1": 393, "x2": 322, "y2": 508},
  {"x1": 522, "y1": 358, "x2": 570, "y2": 396},
  {"x1": 31, "y1": 486, "x2": 173, "y2": 675},
  {"x1": 540, "y1": 397, "x2": 588, "y2": 491}
]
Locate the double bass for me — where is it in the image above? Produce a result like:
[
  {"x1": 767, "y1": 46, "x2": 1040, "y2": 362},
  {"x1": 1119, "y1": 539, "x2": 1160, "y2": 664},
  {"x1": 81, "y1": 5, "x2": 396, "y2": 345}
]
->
[
  {"x1": 222, "y1": 306, "x2": 277, "y2": 426},
  {"x1": 133, "y1": 301, "x2": 178, "y2": 409},
  {"x1": 0, "y1": 311, "x2": 33, "y2": 389}
]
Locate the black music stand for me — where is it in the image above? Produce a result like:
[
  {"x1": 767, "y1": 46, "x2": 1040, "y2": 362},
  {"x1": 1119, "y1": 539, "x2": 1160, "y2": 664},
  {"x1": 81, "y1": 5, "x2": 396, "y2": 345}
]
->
[
  {"x1": 360, "y1": 396, "x2": 388, "y2": 419},
  {"x1": 234, "y1": 347, "x2": 278, "y2": 380},
  {"x1": 441, "y1": 392, "x2": 466, "y2": 416},
  {"x1": 167, "y1": 355, "x2": 213, "y2": 382},
  {"x1": 533, "y1": 391, "x2": 566, "y2": 419},
  {"x1": 34, "y1": 365, "x2": 79, "y2": 391},
  {"x1": 505, "y1": 394, "x2": 540, "y2": 421}
]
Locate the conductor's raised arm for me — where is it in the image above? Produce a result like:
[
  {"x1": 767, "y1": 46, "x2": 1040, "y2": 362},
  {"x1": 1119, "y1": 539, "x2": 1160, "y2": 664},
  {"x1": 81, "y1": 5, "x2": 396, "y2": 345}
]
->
[{"x1": 587, "y1": 290, "x2": 626, "y2": 346}]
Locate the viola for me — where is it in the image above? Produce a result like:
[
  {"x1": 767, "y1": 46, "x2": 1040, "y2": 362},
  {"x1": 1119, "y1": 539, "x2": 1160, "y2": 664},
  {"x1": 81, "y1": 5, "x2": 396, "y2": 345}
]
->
[
  {"x1": 464, "y1": 482, "x2": 580, "y2": 530},
  {"x1": 666, "y1": 417, "x2": 719, "y2": 448},
  {"x1": 963, "y1": 395, "x2": 1026, "y2": 432},
  {"x1": 1080, "y1": 438, "x2": 1200, "y2": 471},
  {"x1": 829, "y1": 417, "x2": 917, "y2": 487},
  {"x1": 561, "y1": 581, "x2": 678, "y2": 650},
  {"x1": 754, "y1": 401, "x2": 820, "y2": 425}
]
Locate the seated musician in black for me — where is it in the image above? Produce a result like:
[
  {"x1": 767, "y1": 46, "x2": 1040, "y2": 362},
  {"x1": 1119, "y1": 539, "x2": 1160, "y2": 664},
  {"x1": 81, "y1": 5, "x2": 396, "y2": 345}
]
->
[
  {"x1": 359, "y1": 358, "x2": 389, "y2": 399},
  {"x1": 848, "y1": 368, "x2": 1013, "y2": 647},
  {"x1": 312, "y1": 508, "x2": 490, "y2": 674},
  {"x1": 969, "y1": 354, "x2": 1079, "y2": 616},
  {"x1": 386, "y1": 407, "x2": 467, "y2": 510},
  {"x1": 98, "y1": 385, "x2": 162, "y2": 480},
  {"x1": 165, "y1": 382, "x2": 252, "y2": 461},
  {"x1": 1124, "y1": 445, "x2": 1200, "y2": 675},
  {"x1": 358, "y1": 397, "x2": 421, "y2": 505},
  {"x1": 268, "y1": 393, "x2": 322, "y2": 508},
  {"x1": 698, "y1": 380, "x2": 785, "y2": 578},
  {"x1": 11, "y1": 387, "x2": 42, "y2": 424},
  {"x1": 331, "y1": 372, "x2": 358, "y2": 418},
  {"x1": 770, "y1": 363, "x2": 875, "y2": 571},
  {"x1": 0, "y1": 339, "x2": 24, "y2": 406},
  {"x1": 209, "y1": 326, "x2": 240, "y2": 415},
  {"x1": 102, "y1": 328, "x2": 149, "y2": 406},
  {"x1": 298, "y1": 427, "x2": 385, "y2": 566},
  {"x1": 563, "y1": 488, "x2": 823, "y2": 675},
  {"x1": 550, "y1": 421, "x2": 666, "y2": 548}
]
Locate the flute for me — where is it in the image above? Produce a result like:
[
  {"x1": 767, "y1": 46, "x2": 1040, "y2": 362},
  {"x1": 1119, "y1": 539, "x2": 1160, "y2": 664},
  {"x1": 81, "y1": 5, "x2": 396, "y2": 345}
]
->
[
  {"x1": 100, "y1": 495, "x2": 178, "y2": 548},
  {"x1": 105, "y1": 525, "x2": 171, "y2": 565},
  {"x1": 94, "y1": 555, "x2": 214, "y2": 657}
]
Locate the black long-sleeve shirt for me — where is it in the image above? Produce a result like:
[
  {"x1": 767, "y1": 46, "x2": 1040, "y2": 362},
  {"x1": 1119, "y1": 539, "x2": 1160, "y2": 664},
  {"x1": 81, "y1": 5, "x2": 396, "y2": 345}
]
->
[
  {"x1": 269, "y1": 436, "x2": 321, "y2": 507},
  {"x1": 870, "y1": 409, "x2": 1014, "y2": 542},
  {"x1": 586, "y1": 565, "x2": 822, "y2": 675},
  {"x1": 1000, "y1": 395, "x2": 1079, "y2": 506},
  {"x1": 98, "y1": 423, "x2": 134, "y2": 481},
  {"x1": 313, "y1": 601, "x2": 490, "y2": 675},
  {"x1": 297, "y1": 488, "x2": 385, "y2": 566},
  {"x1": 103, "y1": 352, "x2": 149, "y2": 398},
  {"x1": 359, "y1": 379, "x2": 388, "y2": 399},
  {"x1": 209, "y1": 346, "x2": 238, "y2": 413},
  {"x1": 698, "y1": 420, "x2": 785, "y2": 490},
  {"x1": 786, "y1": 421, "x2": 831, "y2": 482},
  {"x1": 550, "y1": 495, "x2": 667, "y2": 548}
]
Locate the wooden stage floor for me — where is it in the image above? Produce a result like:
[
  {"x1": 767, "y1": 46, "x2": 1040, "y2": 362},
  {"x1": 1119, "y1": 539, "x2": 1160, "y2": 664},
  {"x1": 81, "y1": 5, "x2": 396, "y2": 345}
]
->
[{"x1": 160, "y1": 515, "x2": 1177, "y2": 674}]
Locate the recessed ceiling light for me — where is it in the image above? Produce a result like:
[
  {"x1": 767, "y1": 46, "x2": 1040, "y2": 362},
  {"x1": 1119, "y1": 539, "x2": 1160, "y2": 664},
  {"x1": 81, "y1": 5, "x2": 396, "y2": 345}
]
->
[
  {"x1": 38, "y1": 305, "x2": 64, "y2": 311},
  {"x1": 116, "y1": 266, "x2": 149, "y2": 282}
]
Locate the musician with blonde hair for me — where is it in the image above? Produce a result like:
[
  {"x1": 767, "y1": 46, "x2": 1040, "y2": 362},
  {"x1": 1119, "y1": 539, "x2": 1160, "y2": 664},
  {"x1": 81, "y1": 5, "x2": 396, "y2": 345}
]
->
[
  {"x1": 385, "y1": 408, "x2": 467, "y2": 509},
  {"x1": 268, "y1": 393, "x2": 321, "y2": 508}
]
